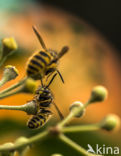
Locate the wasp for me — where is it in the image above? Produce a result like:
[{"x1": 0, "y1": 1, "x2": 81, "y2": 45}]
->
[
  {"x1": 27, "y1": 73, "x2": 63, "y2": 129},
  {"x1": 26, "y1": 26, "x2": 69, "y2": 84}
]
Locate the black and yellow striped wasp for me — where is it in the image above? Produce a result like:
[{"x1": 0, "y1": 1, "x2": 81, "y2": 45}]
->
[
  {"x1": 26, "y1": 26, "x2": 69, "y2": 83},
  {"x1": 27, "y1": 73, "x2": 63, "y2": 129}
]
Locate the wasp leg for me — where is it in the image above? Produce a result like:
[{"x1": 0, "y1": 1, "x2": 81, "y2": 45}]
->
[
  {"x1": 41, "y1": 79, "x2": 44, "y2": 87},
  {"x1": 57, "y1": 70, "x2": 64, "y2": 83},
  {"x1": 46, "y1": 73, "x2": 57, "y2": 88},
  {"x1": 46, "y1": 72, "x2": 54, "y2": 83},
  {"x1": 52, "y1": 102, "x2": 64, "y2": 120}
]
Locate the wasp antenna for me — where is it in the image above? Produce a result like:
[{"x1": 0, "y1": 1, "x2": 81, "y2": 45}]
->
[
  {"x1": 58, "y1": 46, "x2": 69, "y2": 60},
  {"x1": 57, "y1": 70, "x2": 64, "y2": 83},
  {"x1": 53, "y1": 102, "x2": 64, "y2": 120},
  {"x1": 46, "y1": 73, "x2": 57, "y2": 88},
  {"x1": 32, "y1": 26, "x2": 47, "y2": 51}
]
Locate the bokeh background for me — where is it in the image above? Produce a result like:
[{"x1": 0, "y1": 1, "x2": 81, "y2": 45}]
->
[{"x1": 0, "y1": 0, "x2": 121, "y2": 155}]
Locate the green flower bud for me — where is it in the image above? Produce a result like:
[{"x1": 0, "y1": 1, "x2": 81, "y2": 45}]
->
[
  {"x1": 0, "y1": 38, "x2": 18, "y2": 66},
  {"x1": 4, "y1": 65, "x2": 19, "y2": 81},
  {"x1": 23, "y1": 100, "x2": 38, "y2": 115},
  {"x1": 15, "y1": 137, "x2": 29, "y2": 155},
  {"x1": 15, "y1": 137, "x2": 28, "y2": 145},
  {"x1": 2, "y1": 37, "x2": 17, "y2": 56},
  {"x1": 89, "y1": 86, "x2": 108, "y2": 103},
  {"x1": 101, "y1": 114, "x2": 121, "y2": 131},
  {"x1": 0, "y1": 65, "x2": 18, "y2": 87},
  {"x1": 22, "y1": 78, "x2": 37, "y2": 94},
  {"x1": 51, "y1": 154, "x2": 63, "y2": 156},
  {"x1": 0, "y1": 142, "x2": 14, "y2": 148},
  {"x1": 69, "y1": 101, "x2": 85, "y2": 117}
]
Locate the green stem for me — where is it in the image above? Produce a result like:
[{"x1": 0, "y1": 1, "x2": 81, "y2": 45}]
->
[
  {"x1": 0, "y1": 101, "x2": 37, "y2": 115},
  {"x1": 0, "y1": 77, "x2": 8, "y2": 88},
  {"x1": 0, "y1": 77, "x2": 27, "y2": 95},
  {"x1": 0, "y1": 57, "x2": 7, "y2": 67},
  {"x1": 19, "y1": 146, "x2": 30, "y2": 156},
  {"x1": 0, "y1": 89, "x2": 21, "y2": 99},
  {"x1": 62, "y1": 124, "x2": 100, "y2": 133},
  {"x1": 84, "y1": 101, "x2": 90, "y2": 107},
  {"x1": 0, "y1": 105, "x2": 25, "y2": 111},
  {"x1": 0, "y1": 50, "x2": 16, "y2": 67},
  {"x1": 59, "y1": 134, "x2": 100, "y2": 156},
  {"x1": 0, "y1": 131, "x2": 48, "y2": 152},
  {"x1": 0, "y1": 48, "x2": 2, "y2": 61}
]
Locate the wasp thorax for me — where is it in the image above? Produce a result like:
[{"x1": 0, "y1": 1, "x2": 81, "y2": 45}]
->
[
  {"x1": 36, "y1": 86, "x2": 51, "y2": 95},
  {"x1": 47, "y1": 49, "x2": 58, "y2": 58},
  {"x1": 38, "y1": 88, "x2": 51, "y2": 98}
]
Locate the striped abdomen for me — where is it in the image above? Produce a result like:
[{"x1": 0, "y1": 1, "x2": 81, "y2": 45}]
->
[
  {"x1": 27, "y1": 109, "x2": 52, "y2": 129},
  {"x1": 26, "y1": 50, "x2": 58, "y2": 80}
]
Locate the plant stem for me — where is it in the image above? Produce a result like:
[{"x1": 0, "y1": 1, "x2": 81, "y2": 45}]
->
[
  {"x1": 62, "y1": 124, "x2": 100, "y2": 133},
  {"x1": 0, "y1": 105, "x2": 25, "y2": 111},
  {"x1": 19, "y1": 146, "x2": 30, "y2": 156},
  {"x1": 0, "y1": 77, "x2": 27, "y2": 95},
  {"x1": 0, "y1": 77, "x2": 8, "y2": 88},
  {"x1": 84, "y1": 101, "x2": 90, "y2": 107},
  {"x1": 59, "y1": 134, "x2": 99, "y2": 156},
  {"x1": 0, "y1": 131, "x2": 48, "y2": 152},
  {"x1": 0, "y1": 101, "x2": 37, "y2": 115},
  {"x1": 0, "y1": 89, "x2": 21, "y2": 99},
  {"x1": 0, "y1": 57, "x2": 7, "y2": 67}
]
